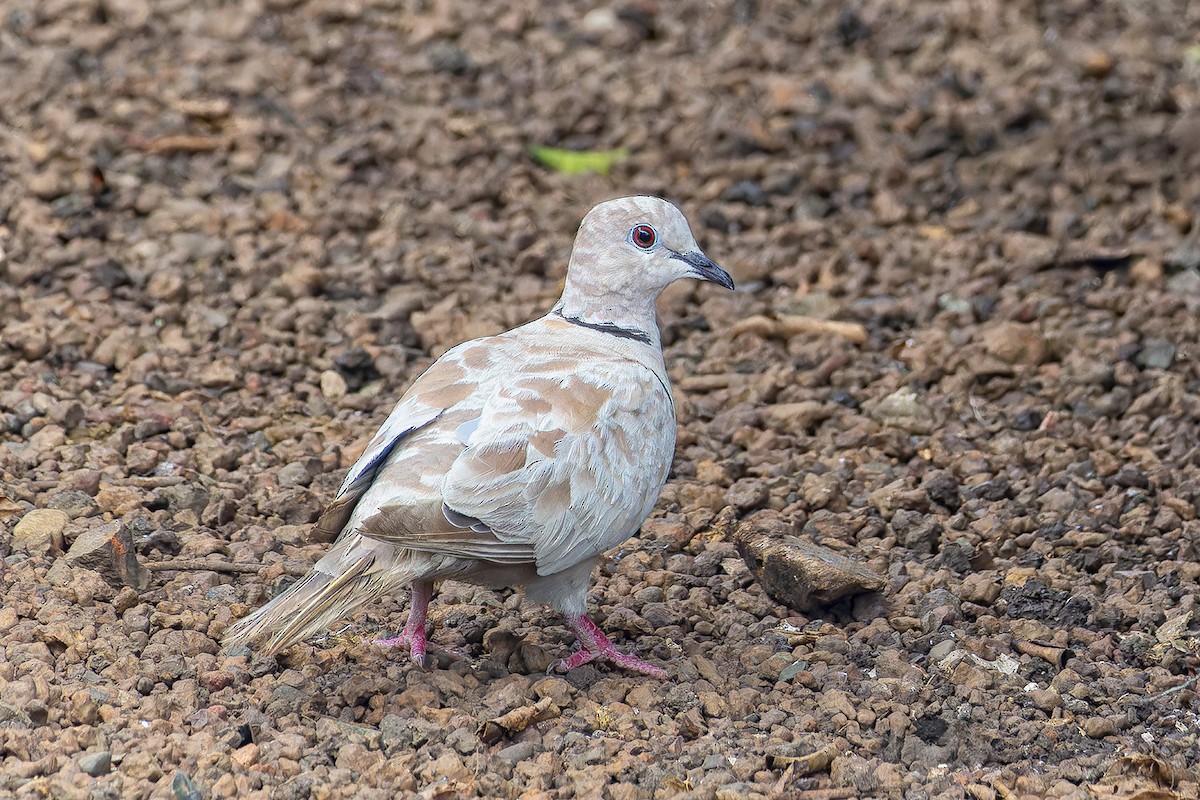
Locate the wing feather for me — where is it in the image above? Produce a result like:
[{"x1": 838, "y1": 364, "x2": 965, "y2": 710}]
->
[{"x1": 313, "y1": 346, "x2": 482, "y2": 543}]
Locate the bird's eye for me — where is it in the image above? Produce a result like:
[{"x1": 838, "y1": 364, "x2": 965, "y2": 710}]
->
[{"x1": 630, "y1": 224, "x2": 657, "y2": 250}]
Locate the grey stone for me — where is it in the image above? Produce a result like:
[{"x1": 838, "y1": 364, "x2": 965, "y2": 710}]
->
[
  {"x1": 495, "y1": 741, "x2": 537, "y2": 763},
  {"x1": 79, "y1": 750, "x2": 112, "y2": 776}
]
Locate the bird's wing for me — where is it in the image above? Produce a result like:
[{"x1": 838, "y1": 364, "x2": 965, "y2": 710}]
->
[
  {"x1": 365, "y1": 352, "x2": 676, "y2": 576},
  {"x1": 312, "y1": 342, "x2": 489, "y2": 544}
]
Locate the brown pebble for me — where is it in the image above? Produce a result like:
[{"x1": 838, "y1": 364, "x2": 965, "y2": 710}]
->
[
  {"x1": 1027, "y1": 688, "x2": 1061, "y2": 712},
  {"x1": 12, "y1": 509, "x2": 69, "y2": 555},
  {"x1": 1082, "y1": 716, "x2": 1117, "y2": 739},
  {"x1": 201, "y1": 670, "x2": 234, "y2": 693}
]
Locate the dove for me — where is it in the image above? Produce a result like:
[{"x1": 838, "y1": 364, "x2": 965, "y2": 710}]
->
[{"x1": 223, "y1": 196, "x2": 734, "y2": 677}]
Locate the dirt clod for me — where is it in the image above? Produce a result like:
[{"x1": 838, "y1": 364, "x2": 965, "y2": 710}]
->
[
  {"x1": 735, "y1": 511, "x2": 886, "y2": 611},
  {"x1": 11, "y1": 509, "x2": 69, "y2": 555},
  {"x1": 59, "y1": 520, "x2": 150, "y2": 590}
]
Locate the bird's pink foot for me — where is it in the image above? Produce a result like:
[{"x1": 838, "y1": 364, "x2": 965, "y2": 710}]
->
[
  {"x1": 372, "y1": 579, "x2": 438, "y2": 668},
  {"x1": 373, "y1": 618, "x2": 431, "y2": 667},
  {"x1": 548, "y1": 613, "x2": 667, "y2": 679},
  {"x1": 375, "y1": 631, "x2": 466, "y2": 665}
]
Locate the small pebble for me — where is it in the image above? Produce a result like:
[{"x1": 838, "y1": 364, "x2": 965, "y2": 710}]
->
[{"x1": 79, "y1": 751, "x2": 112, "y2": 777}]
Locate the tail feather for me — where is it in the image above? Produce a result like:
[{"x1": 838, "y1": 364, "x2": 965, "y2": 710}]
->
[{"x1": 223, "y1": 554, "x2": 408, "y2": 656}]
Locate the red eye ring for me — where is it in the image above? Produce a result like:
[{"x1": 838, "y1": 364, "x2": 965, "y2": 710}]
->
[{"x1": 630, "y1": 224, "x2": 657, "y2": 249}]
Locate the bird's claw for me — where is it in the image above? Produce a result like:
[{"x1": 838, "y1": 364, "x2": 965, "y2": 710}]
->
[
  {"x1": 545, "y1": 649, "x2": 595, "y2": 676},
  {"x1": 546, "y1": 655, "x2": 583, "y2": 675},
  {"x1": 546, "y1": 645, "x2": 665, "y2": 678},
  {"x1": 556, "y1": 614, "x2": 668, "y2": 678},
  {"x1": 373, "y1": 628, "x2": 428, "y2": 668},
  {"x1": 374, "y1": 631, "x2": 464, "y2": 670}
]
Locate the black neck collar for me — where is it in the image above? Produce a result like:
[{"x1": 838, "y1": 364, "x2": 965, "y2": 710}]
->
[{"x1": 552, "y1": 309, "x2": 653, "y2": 345}]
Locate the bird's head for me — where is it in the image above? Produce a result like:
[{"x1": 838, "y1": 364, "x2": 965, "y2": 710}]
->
[{"x1": 561, "y1": 196, "x2": 735, "y2": 305}]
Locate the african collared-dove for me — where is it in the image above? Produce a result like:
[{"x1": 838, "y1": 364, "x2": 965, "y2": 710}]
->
[{"x1": 224, "y1": 196, "x2": 734, "y2": 677}]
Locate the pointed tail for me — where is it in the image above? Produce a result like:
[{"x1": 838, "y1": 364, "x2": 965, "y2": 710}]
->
[{"x1": 223, "y1": 549, "x2": 408, "y2": 656}]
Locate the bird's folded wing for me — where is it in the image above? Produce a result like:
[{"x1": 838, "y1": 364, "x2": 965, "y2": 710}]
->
[
  {"x1": 374, "y1": 363, "x2": 671, "y2": 576},
  {"x1": 312, "y1": 350, "x2": 485, "y2": 543},
  {"x1": 358, "y1": 499, "x2": 537, "y2": 564}
]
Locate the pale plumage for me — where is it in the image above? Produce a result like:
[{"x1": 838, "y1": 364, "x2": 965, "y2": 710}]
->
[{"x1": 223, "y1": 196, "x2": 734, "y2": 677}]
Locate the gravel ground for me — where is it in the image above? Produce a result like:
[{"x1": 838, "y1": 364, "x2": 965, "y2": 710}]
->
[{"x1": 3, "y1": 1, "x2": 1200, "y2": 798}]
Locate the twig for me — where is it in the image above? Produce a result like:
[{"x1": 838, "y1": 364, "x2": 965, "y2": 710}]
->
[
  {"x1": 777, "y1": 314, "x2": 868, "y2": 345},
  {"x1": 728, "y1": 314, "x2": 868, "y2": 345},
  {"x1": 127, "y1": 476, "x2": 187, "y2": 488},
  {"x1": 777, "y1": 789, "x2": 856, "y2": 800},
  {"x1": 144, "y1": 559, "x2": 268, "y2": 574},
  {"x1": 143, "y1": 134, "x2": 225, "y2": 154},
  {"x1": 678, "y1": 374, "x2": 740, "y2": 392},
  {"x1": 1148, "y1": 674, "x2": 1199, "y2": 701}
]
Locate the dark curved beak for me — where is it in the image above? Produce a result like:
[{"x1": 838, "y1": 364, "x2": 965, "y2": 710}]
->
[{"x1": 670, "y1": 250, "x2": 735, "y2": 291}]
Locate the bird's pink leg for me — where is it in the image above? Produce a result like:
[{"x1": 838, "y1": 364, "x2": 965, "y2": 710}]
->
[
  {"x1": 548, "y1": 613, "x2": 667, "y2": 679},
  {"x1": 374, "y1": 580, "x2": 434, "y2": 667}
]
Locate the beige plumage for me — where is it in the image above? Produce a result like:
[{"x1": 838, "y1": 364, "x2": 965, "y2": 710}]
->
[{"x1": 223, "y1": 196, "x2": 734, "y2": 677}]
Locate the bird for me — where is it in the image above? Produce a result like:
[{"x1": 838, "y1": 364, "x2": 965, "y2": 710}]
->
[{"x1": 223, "y1": 196, "x2": 734, "y2": 678}]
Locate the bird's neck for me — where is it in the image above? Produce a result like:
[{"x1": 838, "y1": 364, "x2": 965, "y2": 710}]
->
[{"x1": 552, "y1": 282, "x2": 661, "y2": 348}]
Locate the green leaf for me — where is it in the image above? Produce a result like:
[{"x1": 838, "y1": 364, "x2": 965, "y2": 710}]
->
[
  {"x1": 1186, "y1": 44, "x2": 1200, "y2": 64},
  {"x1": 528, "y1": 145, "x2": 629, "y2": 175}
]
